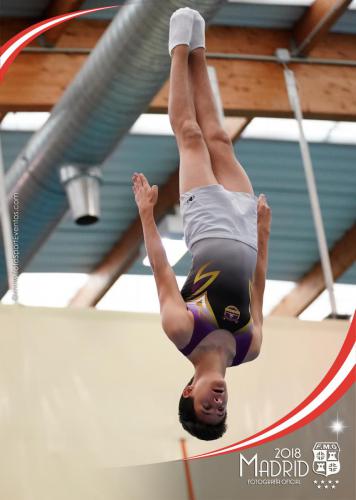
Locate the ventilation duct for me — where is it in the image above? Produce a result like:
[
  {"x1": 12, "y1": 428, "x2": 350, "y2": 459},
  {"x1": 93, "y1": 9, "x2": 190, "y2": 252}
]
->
[
  {"x1": 0, "y1": 0, "x2": 226, "y2": 296},
  {"x1": 59, "y1": 165, "x2": 102, "y2": 225}
]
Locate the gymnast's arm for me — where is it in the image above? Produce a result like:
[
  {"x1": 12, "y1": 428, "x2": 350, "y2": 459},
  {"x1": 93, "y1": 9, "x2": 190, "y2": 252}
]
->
[
  {"x1": 132, "y1": 173, "x2": 191, "y2": 345},
  {"x1": 250, "y1": 194, "x2": 271, "y2": 352},
  {"x1": 140, "y1": 209, "x2": 192, "y2": 345}
]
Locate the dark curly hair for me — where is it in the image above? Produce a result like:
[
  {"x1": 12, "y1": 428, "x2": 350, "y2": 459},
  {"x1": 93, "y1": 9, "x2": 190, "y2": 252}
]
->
[{"x1": 178, "y1": 378, "x2": 227, "y2": 440}]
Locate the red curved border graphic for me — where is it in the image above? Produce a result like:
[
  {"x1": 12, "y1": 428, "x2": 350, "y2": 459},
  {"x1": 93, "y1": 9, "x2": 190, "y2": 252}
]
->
[
  {"x1": 0, "y1": 5, "x2": 118, "y2": 79},
  {"x1": 192, "y1": 312, "x2": 355, "y2": 459}
]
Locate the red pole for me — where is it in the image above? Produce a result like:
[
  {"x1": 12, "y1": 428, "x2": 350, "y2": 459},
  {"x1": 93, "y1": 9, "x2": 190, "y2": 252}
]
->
[{"x1": 180, "y1": 438, "x2": 197, "y2": 500}]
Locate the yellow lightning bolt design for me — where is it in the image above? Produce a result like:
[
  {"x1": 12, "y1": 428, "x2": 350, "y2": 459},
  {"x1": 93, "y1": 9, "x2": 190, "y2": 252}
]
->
[{"x1": 186, "y1": 261, "x2": 220, "y2": 300}]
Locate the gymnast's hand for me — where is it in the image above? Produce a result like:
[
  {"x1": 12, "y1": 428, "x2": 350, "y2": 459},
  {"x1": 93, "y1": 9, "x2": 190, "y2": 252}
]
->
[
  {"x1": 257, "y1": 193, "x2": 271, "y2": 237},
  {"x1": 132, "y1": 172, "x2": 158, "y2": 215}
]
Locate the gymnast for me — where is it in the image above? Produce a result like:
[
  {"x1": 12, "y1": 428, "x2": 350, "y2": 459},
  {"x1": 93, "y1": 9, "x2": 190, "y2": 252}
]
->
[{"x1": 132, "y1": 7, "x2": 271, "y2": 440}]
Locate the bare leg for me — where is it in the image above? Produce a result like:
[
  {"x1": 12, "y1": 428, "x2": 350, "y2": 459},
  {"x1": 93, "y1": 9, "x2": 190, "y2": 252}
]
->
[
  {"x1": 168, "y1": 45, "x2": 218, "y2": 195},
  {"x1": 188, "y1": 48, "x2": 254, "y2": 194}
]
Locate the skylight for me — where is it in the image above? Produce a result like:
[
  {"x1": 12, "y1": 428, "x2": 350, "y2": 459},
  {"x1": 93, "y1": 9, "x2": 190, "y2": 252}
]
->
[
  {"x1": 1, "y1": 273, "x2": 88, "y2": 307},
  {"x1": 1, "y1": 112, "x2": 50, "y2": 131},
  {"x1": 97, "y1": 275, "x2": 298, "y2": 315},
  {"x1": 299, "y1": 284, "x2": 356, "y2": 321},
  {"x1": 2, "y1": 113, "x2": 356, "y2": 144},
  {"x1": 97, "y1": 276, "x2": 355, "y2": 321},
  {"x1": 1, "y1": 273, "x2": 354, "y2": 322},
  {"x1": 241, "y1": 118, "x2": 356, "y2": 144},
  {"x1": 130, "y1": 114, "x2": 174, "y2": 135},
  {"x1": 143, "y1": 238, "x2": 187, "y2": 267}
]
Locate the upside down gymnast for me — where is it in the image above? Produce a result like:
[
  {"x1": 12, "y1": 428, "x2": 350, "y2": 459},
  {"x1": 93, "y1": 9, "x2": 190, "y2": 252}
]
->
[{"x1": 132, "y1": 7, "x2": 272, "y2": 440}]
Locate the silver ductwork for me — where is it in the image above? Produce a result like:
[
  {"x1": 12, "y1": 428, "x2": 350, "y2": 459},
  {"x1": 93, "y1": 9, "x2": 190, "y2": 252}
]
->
[{"x1": 0, "y1": 0, "x2": 226, "y2": 295}]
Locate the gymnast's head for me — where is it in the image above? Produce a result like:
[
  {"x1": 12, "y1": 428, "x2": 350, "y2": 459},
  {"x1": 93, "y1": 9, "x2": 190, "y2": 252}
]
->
[{"x1": 178, "y1": 376, "x2": 227, "y2": 440}]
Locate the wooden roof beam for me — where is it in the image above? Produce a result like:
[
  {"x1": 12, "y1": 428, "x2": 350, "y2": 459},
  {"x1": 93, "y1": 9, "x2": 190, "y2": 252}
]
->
[
  {"x1": 2, "y1": 23, "x2": 356, "y2": 119},
  {"x1": 2, "y1": 49, "x2": 356, "y2": 120},
  {"x1": 270, "y1": 223, "x2": 356, "y2": 317},
  {"x1": 292, "y1": 0, "x2": 353, "y2": 56}
]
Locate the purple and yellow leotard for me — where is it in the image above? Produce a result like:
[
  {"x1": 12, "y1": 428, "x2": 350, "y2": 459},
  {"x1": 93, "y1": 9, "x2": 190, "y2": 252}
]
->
[{"x1": 179, "y1": 238, "x2": 257, "y2": 366}]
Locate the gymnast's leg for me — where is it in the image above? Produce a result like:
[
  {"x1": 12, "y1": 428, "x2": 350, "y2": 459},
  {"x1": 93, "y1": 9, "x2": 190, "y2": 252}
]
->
[
  {"x1": 168, "y1": 11, "x2": 218, "y2": 196},
  {"x1": 187, "y1": 15, "x2": 254, "y2": 194}
]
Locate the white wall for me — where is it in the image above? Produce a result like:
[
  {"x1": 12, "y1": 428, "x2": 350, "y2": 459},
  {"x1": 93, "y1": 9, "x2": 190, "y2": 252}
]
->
[{"x1": 0, "y1": 305, "x2": 349, "y2": 498}]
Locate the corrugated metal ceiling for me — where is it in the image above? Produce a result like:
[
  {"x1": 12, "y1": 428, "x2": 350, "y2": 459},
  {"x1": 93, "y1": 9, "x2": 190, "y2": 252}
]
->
[{"x1": 2, "y1": 131, "x2": 355, "y2": 284}]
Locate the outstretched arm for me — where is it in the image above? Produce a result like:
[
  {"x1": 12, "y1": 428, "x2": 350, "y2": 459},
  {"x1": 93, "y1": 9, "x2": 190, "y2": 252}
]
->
[
  {"x1": 132, "y1": 173, "x2": 191, "y2": 344},
  {"x1": 251, "y1": 194, "x2": 271, "y2": 329},
  {"x1": 132, "y1": 172, "x2": 167, "y2": 273}
]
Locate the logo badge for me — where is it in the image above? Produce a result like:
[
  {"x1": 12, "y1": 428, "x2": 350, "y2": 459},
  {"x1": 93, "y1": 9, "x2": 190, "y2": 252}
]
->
[
  {"x1": 312, "y1": 442, "x2": 340, "y2": 477},
  {"x1": 185, "y1": 194, "x2": 195, "y2": 205},
  {"x1": 223, "y1": 305, "x2": 241, "y2": 323}
]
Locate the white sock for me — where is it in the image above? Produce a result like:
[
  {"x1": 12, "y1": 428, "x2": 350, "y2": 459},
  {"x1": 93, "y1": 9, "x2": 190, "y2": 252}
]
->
[
  {"x1": 168, "y1": 7, "x2": 195, "y2": 56},
  {"x1": 190, "y1": 10, "x2": 205, "y2": 52}
]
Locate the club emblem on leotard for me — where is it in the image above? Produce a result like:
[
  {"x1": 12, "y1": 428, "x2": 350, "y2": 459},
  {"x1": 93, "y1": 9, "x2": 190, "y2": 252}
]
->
[
  {"x1": 223, "y1": 305, "x2": 241, "y2": 324},
  {"x1": 186, "y1": 261, "x2": 220, "y2": 300}
]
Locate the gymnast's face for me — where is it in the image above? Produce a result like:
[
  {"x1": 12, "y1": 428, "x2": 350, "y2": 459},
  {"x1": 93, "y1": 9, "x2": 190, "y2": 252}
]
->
[{"x1": 186, "y1": 378, "x2": 228, "y2": 424}]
